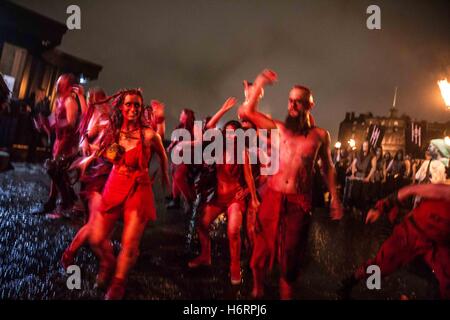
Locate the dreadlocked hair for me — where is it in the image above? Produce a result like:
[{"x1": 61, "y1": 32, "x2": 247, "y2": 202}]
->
[{"x1": 94, "y1": 88, "x2": 145, "y2": 151}]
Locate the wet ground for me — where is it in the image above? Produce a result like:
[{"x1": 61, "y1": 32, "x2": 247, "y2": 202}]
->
[{"x1": 0, "y1": 163, "x2": 438, "y2": 300}]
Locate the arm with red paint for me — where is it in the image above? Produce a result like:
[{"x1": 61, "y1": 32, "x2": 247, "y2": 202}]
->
[
  {"x1": 150, "y1": 100, "x2": 166, "y2": 140},
  {"x1": 366, "y1": 184, "x2": 450, "y2": 224},
  {"x1": 205, "y1": 97, "x2": 237, "y2": 130},
  {"x1": 238, "y1": 69, "x2": 278, "y2": 130}
]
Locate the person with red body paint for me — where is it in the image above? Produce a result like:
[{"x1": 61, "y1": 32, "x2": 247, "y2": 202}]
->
[
  {"x1": 37, "y1": 73, "x2": 87, "y2": 216},
  {"x1": 238, "y1": 69, "x2": 343, "y2": 299},
  {"x1": 88, "y1": 89, "x2": 169, "y2": 300},
  {"x1": 188, "y1": 118, "x2": 260, "y2": 286},
  {"x1": 339, "y1": 183, "x2": 450, "y2": 300},
  {"x1": 167, "y1": 109, "x2": 196, "y2": 212}
]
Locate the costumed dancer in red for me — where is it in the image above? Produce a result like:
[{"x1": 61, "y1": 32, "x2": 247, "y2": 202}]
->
[
  {"x1": 188, "y1": 117, "x2": 260, "y2": 285},
  {"x1": 238, "y1": 69, "x2": 343, "y2": 299},
  {"x1": 88, "y1": 89, "x2": 169, "y2": 300},
  {"x1": 37, "y1": 73, "x2": 87, "y2": 215},
  {"x1": 60, "y1": 88, "x2": 113, "y2": 270},
  {"x1": 339, "y1": 183, "x2": 450, "y2": 299},
  {"x1": 167, "y1": 109, "x2": 196, "y2": 212}
]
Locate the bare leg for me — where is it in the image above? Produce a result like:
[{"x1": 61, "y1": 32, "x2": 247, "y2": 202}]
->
[
  {"x1": 113, "y1": 210, "x2": 148, "y2": 280},
  {"x1": 105, "y1": 210, "x2": 148, "y2": 300},
  {"x1": 188, "y1": 204, "x2": 222, "y2": 267},
  {"x1": 227, "y1": 203, "x2": 243, "y2": 284},
  {"x1": 62, "y1": 193, "x2": 104, "y2": 268},
  {"x1": 250, "y1": 237, "x2": 267, "y2": 298},
  {"x1": 89, "y1": 209, "x2": 116, "y2": 287},
  {"x1": 173, "y1": 164, "x2": 195, "y2": 202}
]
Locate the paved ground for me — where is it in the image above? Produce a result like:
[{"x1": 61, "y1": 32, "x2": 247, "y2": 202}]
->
[{"x1": 0, "y1": 163, "x2": 438, "y2": 300}]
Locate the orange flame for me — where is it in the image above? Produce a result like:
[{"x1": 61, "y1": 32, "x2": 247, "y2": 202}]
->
[{"x1": 437, "y1": 78, "x2": 450, "y2": 107}]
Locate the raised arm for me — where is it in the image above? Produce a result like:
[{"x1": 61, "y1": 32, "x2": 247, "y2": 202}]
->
[
  {"x1": 238, "y1": 69, "x2": 278, "y2": 130},
  {"x1": 205, "y1": 97, "x2": 237, "y2": 130},
  {"x1": 150, "y1": 100, "x2": 166, "y2": 140}
]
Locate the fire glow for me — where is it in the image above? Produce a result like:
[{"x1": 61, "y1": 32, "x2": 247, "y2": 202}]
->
[{"x1": 437, "y1": 78, "x2": 450, "y2": 108}]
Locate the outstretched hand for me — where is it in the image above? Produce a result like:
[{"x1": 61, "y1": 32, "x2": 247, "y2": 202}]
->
[
  {"x1": 255, "y1": 69, "x2": 278, "y2": 87},
  {"x1": 221, "y1": 97, "x2": 237, "y2": 112}
]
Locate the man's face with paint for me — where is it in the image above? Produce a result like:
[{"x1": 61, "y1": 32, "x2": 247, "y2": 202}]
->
[{"x1": 287, "y1": 87, "x2": 312, "y2": 117}]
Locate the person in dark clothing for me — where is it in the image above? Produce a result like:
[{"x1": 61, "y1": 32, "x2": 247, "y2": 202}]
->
[
  {"x1": 370, "y1": 146, "x2": 385, "y2": 203},
  {"x1": 343, "y1": 141, "x2": 376, "y2": 211},
  {"x1": 386, "y1": 150, "x2": 407, "y2": 192}
]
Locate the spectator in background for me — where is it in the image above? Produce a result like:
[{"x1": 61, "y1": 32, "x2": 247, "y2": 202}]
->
[
  {"x1": 334, "y1": 148, "x2": 350, "y2": 198},
  {"x1": 386, "y1": 150, "x2": 406, "y2": 192},
  {"x1": 370, "y1": 146, "x2": 385, "y2": 202},
  {"x1": 416, "y1": 150, "x2": 446, "y2": 184},
  {"x1": 411, "y1": 158, "x2": 422, "y2": 184},
  {"x1": 343, "y1": 141, "x2": 376, "y2": 211},
  {"x1": 382, "y1": 151, "x2": 392, "y2": 184},
  {"x1": 404, "y1": 154, "x2": 412, "y2": 184}
]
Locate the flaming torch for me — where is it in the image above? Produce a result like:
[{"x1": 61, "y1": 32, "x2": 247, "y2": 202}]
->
[
  {"x1": 437, "y1": 78, "x2": 450, "y2": 109},
  {"x1": 348, "y1": 139, "x2": 356, "y2": 150}
]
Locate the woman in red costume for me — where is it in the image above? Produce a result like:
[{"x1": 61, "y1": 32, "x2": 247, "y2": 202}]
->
[
  {"x1": 88, "y1": 89, "x2": 169, "y2": 300},
  {"x1": 167, "y1": 109, "x2": 196, "y2": 211},
  {"x1": 188, "y1": 119, "x2": 260, "y2": 285}
]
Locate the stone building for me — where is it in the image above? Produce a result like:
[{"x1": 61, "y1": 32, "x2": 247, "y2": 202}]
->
[{"x1": 338, "y1": 106, "x2": 450, "y2": 157}]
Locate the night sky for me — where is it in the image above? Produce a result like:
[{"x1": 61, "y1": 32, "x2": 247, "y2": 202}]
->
[{"x1": 12, "y1": 0, "x2": 450, "y2": 141}]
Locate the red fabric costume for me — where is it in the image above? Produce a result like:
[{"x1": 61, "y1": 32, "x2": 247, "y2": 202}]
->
[
  {"x1": 208, "y1": 162, "x2": 247, "y2": 212},
  {"x1": 101, "y1": 139, "x2": 156, "y2": 222},
  {"x1": 251, "y1": 188, "x2": 312, "y2": 282},
  {"x1": 355, "y1": 200, "x2": 450, "y2": 299}
]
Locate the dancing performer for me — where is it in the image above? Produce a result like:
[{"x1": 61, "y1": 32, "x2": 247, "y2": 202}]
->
[
  {"x1": 144, "y1": 99, "x2": 166, "y2": 139},
  {"x1": 37, "y1": 74, "x2": 87, "y2": 215},
  {"x1": 238, "y1": 69, "x2": 343, "y2": 299},
  {"x1": 88, "y1": 89, "x2": 169, "y2": 300},
  {"x1": 183, "y1": 98, "x2": 237, "y2": 255},
  {"x1": 188, "y1": 119, "x2": 260, "y2": 285},
  {"x1": 60, "y1": 88, "x2": 113, "y2": 270},
  {"x1": 167, "y1": 109, "x2": 196, "y2": 212},
  {"x1": 339, "y1": 183, "x2": 450, "y2": 299}
]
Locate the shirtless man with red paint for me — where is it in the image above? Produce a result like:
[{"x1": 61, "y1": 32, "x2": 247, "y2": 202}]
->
[{"x1": 238, "y1": 69, "x2": 343, "y2": 299}]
